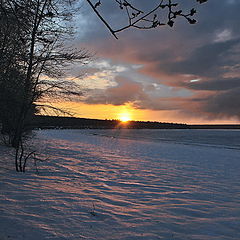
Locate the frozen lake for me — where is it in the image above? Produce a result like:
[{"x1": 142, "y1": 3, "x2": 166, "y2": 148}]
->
[{"x1": 0, "y1": 129, "x2": 240, "y2": 239}]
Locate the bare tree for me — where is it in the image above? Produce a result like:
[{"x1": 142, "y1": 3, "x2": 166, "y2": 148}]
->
[
  {"x1": 0, "y1": 0, "x2": 91, "y2": 171},
  {"x1": 0, "y1": 2, "x2": 29, "y2": 140}
]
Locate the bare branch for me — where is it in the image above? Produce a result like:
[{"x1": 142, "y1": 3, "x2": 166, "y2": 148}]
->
[
  {"x1": 85, "y1": 0, "x2": 118, "y2": 39},
  {"x1": 85, "y1": 0, "x2": 208, "y2": 38}
]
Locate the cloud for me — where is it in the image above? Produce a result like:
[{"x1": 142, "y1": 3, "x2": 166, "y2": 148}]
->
[
  {"x1": 214, "y1": 29, "x2": 233, "y2": 43},
  {"x1": 84, "y1": 76, "x2": 147, "y2": 105},
  {"x1": 181, "y1": 77, "x2": 240, "y2": 91},
  {"x1": 74, "y1": 0, "x2": 240, "y2": 121},
  {"x1": 139, "y1": 38, "x2": 240, "y2": 85},
  {"x1": 202, "y1": 88, "x2": 240, "y2": 118}
]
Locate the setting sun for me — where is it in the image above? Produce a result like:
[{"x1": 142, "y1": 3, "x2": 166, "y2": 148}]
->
[
  {"x1": 119, "y1": 111, "x2": 131, "y2": 122},
  {"x1": 120, "y1": 116, "x2": 130, "y2": 122}
]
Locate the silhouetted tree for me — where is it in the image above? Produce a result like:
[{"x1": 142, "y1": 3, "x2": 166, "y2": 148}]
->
[
  {"x1": 0, "y1": 2, "x2": 29, "y2": 141},
  {"x1": 0, "y1": 0, "x2": 91, "y2": 171}
]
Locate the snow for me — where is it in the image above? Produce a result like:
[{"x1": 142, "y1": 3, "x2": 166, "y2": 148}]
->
[{"x1": 0, "y1": 129, "x2": 240, "y2": 240}]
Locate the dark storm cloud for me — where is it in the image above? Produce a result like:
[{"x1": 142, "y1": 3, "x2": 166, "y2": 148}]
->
[
  {"x1": 182, "y1": 78, "x2": 240, "y2": 91},
  {"x1": 158, "y1": 39, "x2": 240, "y2": 78},
  {"x1": 202, "y1": 88, "x2": 240, "y2": 118}
]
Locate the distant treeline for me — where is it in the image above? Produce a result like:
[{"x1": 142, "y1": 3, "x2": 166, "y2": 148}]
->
[
  {"x1": 28, "y1": 115, "x2": 240, "y2": 130},
  {"x1": 30, "y1": 115, "x2": 187, "y2": 129}
]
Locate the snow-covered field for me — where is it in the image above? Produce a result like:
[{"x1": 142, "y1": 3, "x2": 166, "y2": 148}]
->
[{"x1": 0, "y1": 129, "x2": 240, "y2": 240}]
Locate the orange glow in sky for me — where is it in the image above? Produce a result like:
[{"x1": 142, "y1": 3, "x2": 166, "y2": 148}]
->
[
  {"x1": 51, "y1": 101, "x2": 143, "y2": 121},
  {"x1": 42, "y1": 101, "x2": 240, "y2": 124}
]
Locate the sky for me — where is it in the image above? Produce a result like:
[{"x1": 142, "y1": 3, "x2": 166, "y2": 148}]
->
[{"x1": 57, "y1": 0, "x2": 240, "y2": 124}]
